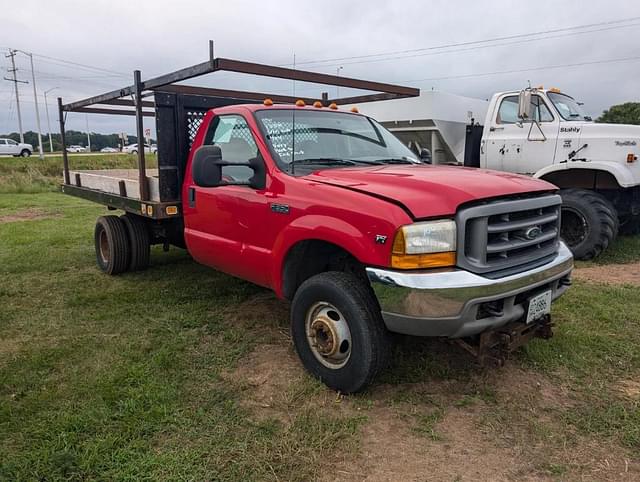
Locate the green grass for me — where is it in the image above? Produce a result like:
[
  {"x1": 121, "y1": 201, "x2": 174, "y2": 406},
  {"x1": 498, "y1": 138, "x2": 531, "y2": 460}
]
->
[
  {"x1": 2, "y1": 160, "x2": 640, "y2": 479},
  {"x1": 0, "y1": 153, "x2": 157, "y2": 194},
  {"x1": 0, "y1": 192, "x2": 363, "y2": 481},
  {"x1": 576, "y1": 234, "x2": 640, "y2": 266}
]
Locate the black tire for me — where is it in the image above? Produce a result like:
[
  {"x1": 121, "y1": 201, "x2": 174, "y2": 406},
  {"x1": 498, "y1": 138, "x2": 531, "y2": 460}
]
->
[
  {"x1": 131, "y1": 150, "x2": 137, "y2": 155},
  {"x1": 20, "y1": 149, "x2": 31, "y2": 157},
  {"x1": 291, "y1": 271, "x2": 391, "y2": 393},
  {"x1": 120, "y1": 214, "x2": 150, "y2": 271},
  {"x1": 94, "y1": 215, "x2": 130, "y2": 275},
  {"x1": 619, "y1": 215, "x2": 640, "y2": 235},
  {"x1": 560, "y1": 189, "x2": 618, "y2": 260}
]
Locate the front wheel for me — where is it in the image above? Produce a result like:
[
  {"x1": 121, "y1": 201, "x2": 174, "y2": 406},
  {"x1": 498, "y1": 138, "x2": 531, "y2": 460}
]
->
[
  {"x1": 20, "y1": 149, "x2": 31, "y2": 157},
  {"x1": 560, "y1": 189, "x2": 618, "y2": 260},
  {"x1": 291, "y1": 271, "x2": 391, "y2": 393}
]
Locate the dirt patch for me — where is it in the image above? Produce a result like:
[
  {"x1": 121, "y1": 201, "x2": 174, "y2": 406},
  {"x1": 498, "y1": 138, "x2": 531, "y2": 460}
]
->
[
  {"x1": 229, "y1": 343, "x2": 307, "y2": 421},
  {"x1": 324, "y1": 404, "x2": 538, "y2": 482},
  {"x1": 617, "y1": 378, "x2": 640, "y2": 400},
  {"x1": 0, "y1": 208, "x2": 60, "y2": 223},
  {"x1": 574, "y1": 262, "x2": 640, "y2": 285}
]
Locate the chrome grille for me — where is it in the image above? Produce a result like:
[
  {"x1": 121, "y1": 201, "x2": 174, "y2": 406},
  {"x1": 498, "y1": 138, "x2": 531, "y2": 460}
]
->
[{"x1": 456, "y1": 195, "x2": 562, "y2": 275}]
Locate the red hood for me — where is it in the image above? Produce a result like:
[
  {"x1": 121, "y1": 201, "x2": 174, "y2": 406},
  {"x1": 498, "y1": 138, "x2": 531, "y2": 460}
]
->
[{"x1": 305, "y1": 164, "x2": 555, "y2": 219}]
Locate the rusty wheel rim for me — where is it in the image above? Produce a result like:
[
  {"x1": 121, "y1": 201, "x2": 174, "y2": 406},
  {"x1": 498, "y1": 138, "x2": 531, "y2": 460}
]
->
[
  {"x1": 305, "y1": 302, "x2": 351, "y2": 369},
  {"x1": 98, "y1": 229, "x2": 110, "y2": 265}
]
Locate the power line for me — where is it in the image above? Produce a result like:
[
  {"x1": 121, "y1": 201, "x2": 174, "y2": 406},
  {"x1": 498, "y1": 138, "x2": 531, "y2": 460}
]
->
[
  {"x1": 296, "y1": 16, "x2": 640, "y2": 67},
  {"x1": 402, "y1": 55, "x2": 640, "y2": 83},
  {"x1": 30, "y1": 52, "x2": 128, "y2": 77},
  {"x1": 301, "y1": 22, "x2": 640, "y2": 70}
]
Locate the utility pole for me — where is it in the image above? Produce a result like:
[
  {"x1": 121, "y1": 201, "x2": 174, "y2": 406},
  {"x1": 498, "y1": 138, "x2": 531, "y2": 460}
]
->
[
  {"x1": 4, "y1": 49, "x2": 27, "y2": 143},
  {"x1": 85, "y1": 114, "x2": 91, "y2": 152},
  {"x1": 20, "y1": 51, "x2": 44, "y2": 159},
  {"x1": 44, "y1": 87, "x2": 58, "y2": 153},
  {"x1": 336, "y1": 66, "x2": 343, "y2": 99}
]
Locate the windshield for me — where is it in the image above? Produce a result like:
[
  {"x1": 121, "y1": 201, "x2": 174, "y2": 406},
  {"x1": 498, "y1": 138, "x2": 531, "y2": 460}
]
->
[
  {"x1": 547, "y1": 92, "x2": 590, "y2": 121},
  {"x1": 254, "y1": 109, "x2": 419, "y2": 173}
]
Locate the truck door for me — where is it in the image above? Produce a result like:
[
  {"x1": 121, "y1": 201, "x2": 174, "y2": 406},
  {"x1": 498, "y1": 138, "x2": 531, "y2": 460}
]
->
[
  {"x1": 0, "y1": 140, "x2": 8, "y2": 155},
  {"x1": 519, "y1": 94, "x2": 559, "y2": 173},
  {"x1": 484, "y1": 94, "x2": 524, "y2": 171},
  {"x1": 183, "y1": 113, "x2": 272, "y2": 287}
]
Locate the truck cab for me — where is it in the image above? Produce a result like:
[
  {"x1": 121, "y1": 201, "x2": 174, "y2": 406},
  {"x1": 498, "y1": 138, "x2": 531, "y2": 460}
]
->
[{"x1": 481, "y1": 88, "x2": 640, "y2": 259}]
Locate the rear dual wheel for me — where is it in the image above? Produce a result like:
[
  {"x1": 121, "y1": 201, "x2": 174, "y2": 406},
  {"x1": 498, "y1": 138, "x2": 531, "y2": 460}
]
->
[{"x1": 94, "y1": 214, "x2": 150, "y2": 275}]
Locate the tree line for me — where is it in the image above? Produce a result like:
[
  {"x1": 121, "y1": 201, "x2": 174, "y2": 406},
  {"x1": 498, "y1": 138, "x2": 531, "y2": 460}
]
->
[{"x1": 0, "y1": 131, "x2": 156, "y2": 152}]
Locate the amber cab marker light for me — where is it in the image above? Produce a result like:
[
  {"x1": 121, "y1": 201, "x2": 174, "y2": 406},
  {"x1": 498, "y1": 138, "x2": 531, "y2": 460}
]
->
[
  {"x1": 313, "y1": 101, "x2": 323, "y2": 108},
  {"x1": 350, "y1": 106, "x2": 359, "y2": 113},
  {"x1": 628, "y1": 153, "x2": 638, "y2": 163},
  {"x1": 263, "y1": 98, "x2": 274, "y2": 106},
  {"x1": 295, "y1": 99, "x2": 305, "y2": 107},
  {"x1": 329, "y1": 102, "x2": 338, "y2": 110}
]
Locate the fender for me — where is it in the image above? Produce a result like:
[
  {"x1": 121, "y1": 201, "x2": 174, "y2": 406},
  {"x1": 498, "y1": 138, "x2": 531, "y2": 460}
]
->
[
  {"x1": 534, "y1": 161, "x2": 635, "y2": 188},
  {"x1": 270, "y1": 214, "x2": 380, "y2": 298}
]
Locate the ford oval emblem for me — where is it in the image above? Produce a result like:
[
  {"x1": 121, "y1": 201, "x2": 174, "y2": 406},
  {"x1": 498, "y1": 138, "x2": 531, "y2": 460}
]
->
[{"x1": 524, "y1": 226, "x2": 542, "y2": 240}]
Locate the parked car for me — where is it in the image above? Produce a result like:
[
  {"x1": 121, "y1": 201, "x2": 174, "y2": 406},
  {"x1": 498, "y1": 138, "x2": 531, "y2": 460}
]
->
[
  {"x1": 0, "y1": 138, "x2": 32, "y2": 157},
  {"x1": 124, "y1": 143, "x2": 157, "y2": 154},
  {"x1": 66, "y1": 145, "x2": 87, "y2": 153},
  {"x1": 100, "y1": 147, "x2": 119, "y2": 153}
]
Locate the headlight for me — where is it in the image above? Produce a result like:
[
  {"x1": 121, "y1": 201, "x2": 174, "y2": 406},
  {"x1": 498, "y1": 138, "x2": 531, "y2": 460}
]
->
[{"x1": 391, "y1": 220, "x2": 457, "y2": 269}]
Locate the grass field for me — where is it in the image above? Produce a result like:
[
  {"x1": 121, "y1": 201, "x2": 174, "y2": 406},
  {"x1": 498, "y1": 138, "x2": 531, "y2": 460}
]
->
[
  {"x1": 1, "y1": 157, "x2": 639, "y2": 480},
  {"x1": 0, "y1": 154, "x2": 157, "y2": 194}
]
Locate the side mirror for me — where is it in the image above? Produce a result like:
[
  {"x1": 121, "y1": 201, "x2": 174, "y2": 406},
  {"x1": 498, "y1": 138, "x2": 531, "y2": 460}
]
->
[
  {"x1": 192, "y1": 145, "x2": 266, "y2": 190},
  {"x1": 518, "y1": 90, "x2": 532, "y2": 120},
  {"x1": 419, "y1": 148, "x2": 432, "y2": 164}
]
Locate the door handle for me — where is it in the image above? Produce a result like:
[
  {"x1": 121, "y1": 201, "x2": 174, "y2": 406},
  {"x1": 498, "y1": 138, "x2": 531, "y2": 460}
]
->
[
  {"x1": 489, "y1": 126, "x2": 504, "y2": 132},
  {"x1": 188, "y1": 187, "x2": 196, "y2": 208}
]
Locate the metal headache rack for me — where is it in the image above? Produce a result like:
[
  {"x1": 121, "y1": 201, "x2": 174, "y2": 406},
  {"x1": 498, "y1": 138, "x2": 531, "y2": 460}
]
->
[{"x1": 59, "y1": 41, "x2": 419, "y2": 219}]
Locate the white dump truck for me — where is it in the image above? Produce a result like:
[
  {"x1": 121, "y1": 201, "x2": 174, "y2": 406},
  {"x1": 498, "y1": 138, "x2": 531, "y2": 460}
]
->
[{"x1": 360, "y1": 88, "x2": 640, "y2": 260}]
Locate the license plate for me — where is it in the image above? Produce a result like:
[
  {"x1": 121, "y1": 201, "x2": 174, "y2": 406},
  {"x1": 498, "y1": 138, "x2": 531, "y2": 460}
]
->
[{"x1": 526, "y1": 290, "x2": 552, "y2": 324}]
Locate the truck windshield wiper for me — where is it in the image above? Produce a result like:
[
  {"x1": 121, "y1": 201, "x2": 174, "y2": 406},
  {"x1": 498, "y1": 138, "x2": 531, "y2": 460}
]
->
[
  {"x1": 289, "y1": 158, "x2": 359, "y2": 168},
  {"x1": 372, "y1": 158, "x2": 417, "y2": 164}
]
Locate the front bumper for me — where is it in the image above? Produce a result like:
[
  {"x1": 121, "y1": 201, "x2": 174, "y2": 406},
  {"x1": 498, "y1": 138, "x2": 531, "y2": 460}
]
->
[{"x1": 366, "y1": 242, "x2": 573, "y2": 338}]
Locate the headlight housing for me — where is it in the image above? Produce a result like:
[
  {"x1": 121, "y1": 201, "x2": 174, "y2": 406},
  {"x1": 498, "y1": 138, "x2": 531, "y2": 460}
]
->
[{"x1": 391, "y1": 220, "x2": 457, "y2": 269}]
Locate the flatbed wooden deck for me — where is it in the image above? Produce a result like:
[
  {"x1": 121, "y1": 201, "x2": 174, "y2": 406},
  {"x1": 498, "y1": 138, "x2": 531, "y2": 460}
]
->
[{"x1": 66, "y1": 169, "x2": 161, "y2": 202}]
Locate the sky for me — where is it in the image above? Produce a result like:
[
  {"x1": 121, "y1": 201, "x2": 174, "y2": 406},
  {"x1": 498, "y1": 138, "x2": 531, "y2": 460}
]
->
[{"x1": 1, "y1": 0, "x2": 639, "y2": 136}]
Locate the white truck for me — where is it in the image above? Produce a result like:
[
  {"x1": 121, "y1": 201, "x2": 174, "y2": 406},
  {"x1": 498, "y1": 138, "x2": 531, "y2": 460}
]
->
[
  {"x1": 0, "y1": 138, "x2": 33, "y2": 157},
  {"x1": 362, "y1": 88, "x2": 640, "y2": 260}
]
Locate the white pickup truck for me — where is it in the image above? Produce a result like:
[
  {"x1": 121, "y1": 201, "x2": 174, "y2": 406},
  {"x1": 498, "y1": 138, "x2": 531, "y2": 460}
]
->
[
  {"x1": 365, "y1": 88, "x2": 640, "y2": 260},
  {"x1": 0, "y1": 138, "x2": 33, "y2": 157}
]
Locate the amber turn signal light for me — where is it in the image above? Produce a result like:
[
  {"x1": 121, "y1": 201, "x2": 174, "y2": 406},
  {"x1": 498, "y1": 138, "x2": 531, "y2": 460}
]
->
[
  {"x1": 263, "y1": 98, "x2": 274, "y2": 106},
  {"x1": 295, "y1": 99, "x2": 305, "y2": 107},
  {"x1": 391, "y1": 251, "x2": 456, "y2": 269}
]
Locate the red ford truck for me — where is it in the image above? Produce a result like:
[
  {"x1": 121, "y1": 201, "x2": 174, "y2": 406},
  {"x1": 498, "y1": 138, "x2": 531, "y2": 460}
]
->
[{"x1": 59, "y1": 45, "x2": 573, "y2": 392}]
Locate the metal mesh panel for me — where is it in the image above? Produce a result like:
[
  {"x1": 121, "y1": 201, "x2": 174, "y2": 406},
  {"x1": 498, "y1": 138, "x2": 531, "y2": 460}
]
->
[{"x1": 186, "y1": 111, "x2": 206, "y2": 147}]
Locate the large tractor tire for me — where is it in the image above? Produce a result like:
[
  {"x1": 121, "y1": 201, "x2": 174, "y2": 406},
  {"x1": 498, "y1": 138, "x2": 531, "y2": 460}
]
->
[
  {"x1": 560, "y1": 189, "x2": 618, "y2": 260},
  {"x1": 94, "y1": 215, "x2": 130, "y2": 274},
  {"x1": 290, "y1": 271, "x2": 391, "y2": 393}
]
